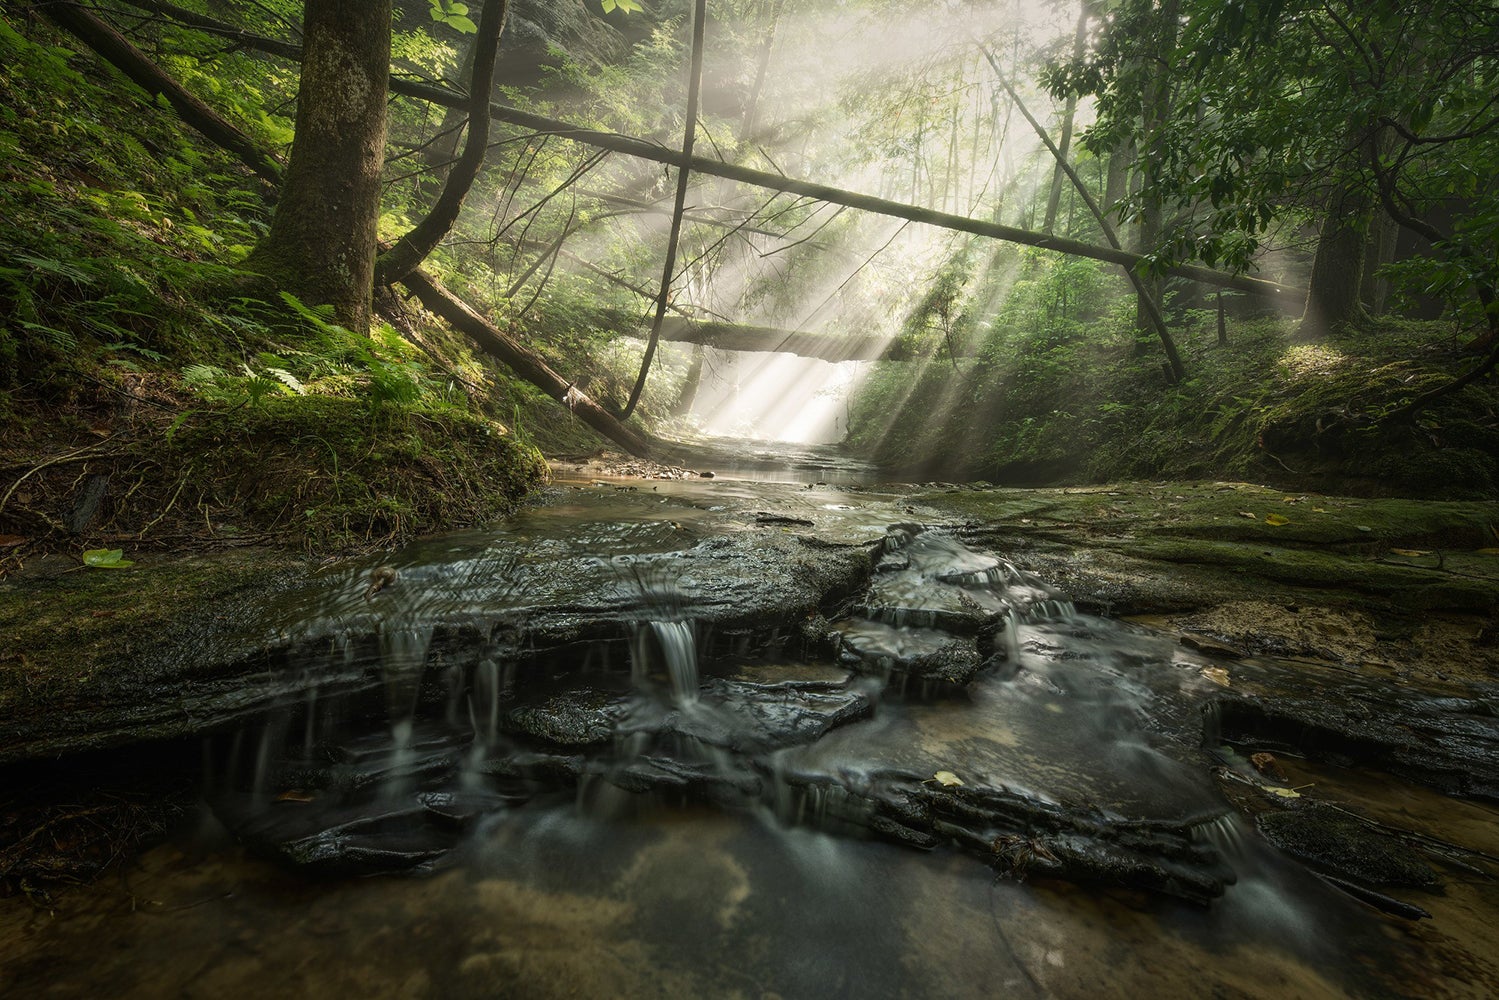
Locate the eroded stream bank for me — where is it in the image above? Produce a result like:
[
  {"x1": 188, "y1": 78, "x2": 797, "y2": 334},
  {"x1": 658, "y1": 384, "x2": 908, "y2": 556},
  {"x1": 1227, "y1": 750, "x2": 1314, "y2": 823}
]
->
[{"x1": 2, "y1": 461, "x2": 1498, "y2": 997}]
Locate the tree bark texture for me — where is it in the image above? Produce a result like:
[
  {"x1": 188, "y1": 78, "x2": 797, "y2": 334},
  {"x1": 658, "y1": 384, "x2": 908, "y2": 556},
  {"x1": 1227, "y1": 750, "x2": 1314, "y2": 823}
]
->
[
  {"x1": 246, "y1": 0, "x2": 391, "y2": 334},
  {"x1": 1301, "y1": 185, "x2": 1371, "y2": 335}
]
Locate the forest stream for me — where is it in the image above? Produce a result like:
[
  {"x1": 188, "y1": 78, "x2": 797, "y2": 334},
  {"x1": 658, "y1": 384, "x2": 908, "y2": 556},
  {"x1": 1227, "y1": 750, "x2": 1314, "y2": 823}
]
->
[{"x1": 3, "y1": 452, "x2": 1497, "y2": 998}]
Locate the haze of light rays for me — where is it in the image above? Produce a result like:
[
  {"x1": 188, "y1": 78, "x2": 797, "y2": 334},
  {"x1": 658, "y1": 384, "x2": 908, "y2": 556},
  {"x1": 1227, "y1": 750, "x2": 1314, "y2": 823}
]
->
[
  {"x1": 692, "y1": 352, "x2": 864, "y2": 444},
  {"x1": 459, "y1": 1, "x2": 1081, "y2": 444}
]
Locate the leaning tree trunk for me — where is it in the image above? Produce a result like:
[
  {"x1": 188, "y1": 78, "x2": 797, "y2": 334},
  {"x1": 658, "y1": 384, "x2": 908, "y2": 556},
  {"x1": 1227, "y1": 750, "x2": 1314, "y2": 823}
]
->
[
  {"x1": 244, "y1": 0, "x2": 390, "y2": 334},
  {"x1": 1301, "y1": 184, "x2": 1371, "y2": 336}
]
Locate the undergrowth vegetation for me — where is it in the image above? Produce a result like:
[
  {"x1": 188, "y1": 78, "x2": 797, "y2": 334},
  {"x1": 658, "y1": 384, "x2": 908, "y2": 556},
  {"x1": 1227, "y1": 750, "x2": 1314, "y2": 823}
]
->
[
  {"x1": 0, "y1": 16, "x2": 555, "y2": 563},
  {"x1": 847, "y1": 249, "x2": 1499, "y2": 497}
]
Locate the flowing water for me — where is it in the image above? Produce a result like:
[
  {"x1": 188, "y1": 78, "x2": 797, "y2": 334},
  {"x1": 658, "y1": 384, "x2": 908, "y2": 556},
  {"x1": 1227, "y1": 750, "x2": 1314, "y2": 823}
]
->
[{"x1": 3, "y1": 459, "x2": 1498, "y2": 998}]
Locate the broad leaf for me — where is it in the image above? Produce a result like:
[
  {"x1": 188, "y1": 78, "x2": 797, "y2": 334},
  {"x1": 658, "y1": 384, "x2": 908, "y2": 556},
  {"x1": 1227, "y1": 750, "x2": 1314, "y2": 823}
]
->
[{"x1": 82, "y1": 548, "x2": 134, "y2": 568}]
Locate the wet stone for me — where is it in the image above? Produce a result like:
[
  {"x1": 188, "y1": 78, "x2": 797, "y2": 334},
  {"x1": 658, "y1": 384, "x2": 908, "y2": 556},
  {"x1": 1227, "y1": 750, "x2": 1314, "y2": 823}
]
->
[
  {"x1": 506, "y1": 689, "x2": 628, "y2": 746},
  {"x1": 684, "y1": 678, "x2": 875, "y2": 753},
  {"x1": 1257, "y1": 804, "x2": 1439, "y2": 887},
  {"x1": 1211, "y1": 690, "x2": 1499, "y2": 802},
  {"x1": 833, "y1": 619, "x2": 985, "y2": 685}
]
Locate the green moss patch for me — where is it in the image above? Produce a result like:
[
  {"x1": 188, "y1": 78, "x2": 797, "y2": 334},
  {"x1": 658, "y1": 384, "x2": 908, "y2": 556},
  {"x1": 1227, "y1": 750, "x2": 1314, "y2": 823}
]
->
[{"x1": 919, "y1": 481, "x2": 1499, "y2": 617}]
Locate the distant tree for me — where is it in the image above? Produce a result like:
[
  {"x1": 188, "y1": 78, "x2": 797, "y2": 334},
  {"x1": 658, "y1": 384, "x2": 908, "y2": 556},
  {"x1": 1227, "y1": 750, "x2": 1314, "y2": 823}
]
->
[{"x1": 1048, "y1": 0, "x2": 1499, "y2": 349}]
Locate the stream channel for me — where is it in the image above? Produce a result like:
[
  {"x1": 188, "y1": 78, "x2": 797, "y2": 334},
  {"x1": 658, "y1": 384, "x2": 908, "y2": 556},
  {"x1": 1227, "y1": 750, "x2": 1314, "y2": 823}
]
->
[{"x1": 4, "y1": 448, "x2": 1498, "y2": 997}]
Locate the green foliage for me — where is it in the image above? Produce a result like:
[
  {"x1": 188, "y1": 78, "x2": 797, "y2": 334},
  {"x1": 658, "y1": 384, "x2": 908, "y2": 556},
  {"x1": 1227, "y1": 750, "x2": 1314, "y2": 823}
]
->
[
  {"x1": 599, "y1": 0, "x2": 645, "y2": 14},
  {"x1": 1048, "y1": 0, "x2": 1499, "y2": 326},
  {"x1": 428, "y1": 0, "x2": 478, "y2": 34},
  {"x1": 81, "y1": 548, "x2": 134, "y2": 569},
  {"x1": 0, "y1": 12, "x2": 266, "y2": 403},
  {"x1": 848, "y1": 238, "x2": 1498, "y2": 495}
]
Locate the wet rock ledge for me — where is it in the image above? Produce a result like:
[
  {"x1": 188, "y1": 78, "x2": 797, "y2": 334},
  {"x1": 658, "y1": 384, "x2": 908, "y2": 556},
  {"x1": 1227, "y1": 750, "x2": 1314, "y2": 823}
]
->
[{"x1": 4, "y1": 479, "x2": 1496, "y2": 764}]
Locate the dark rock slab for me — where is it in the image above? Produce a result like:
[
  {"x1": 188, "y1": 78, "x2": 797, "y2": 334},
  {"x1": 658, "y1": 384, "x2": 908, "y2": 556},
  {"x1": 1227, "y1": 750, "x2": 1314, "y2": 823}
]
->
[
  {"x1": 1257, "y1": 804, "x2": 1439, "y2": 887},
  {"x1": 770, "y1": 766, "x2": 1234, "y2": 905},
  {"x1": 1209, "y1": 688, "x2": 1499, "y2": 802}
]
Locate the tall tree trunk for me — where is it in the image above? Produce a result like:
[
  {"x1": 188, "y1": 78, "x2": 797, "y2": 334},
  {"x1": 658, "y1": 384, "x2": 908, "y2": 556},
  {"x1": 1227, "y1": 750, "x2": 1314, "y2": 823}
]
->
[
  {"x1": 1301, "y1": 185, "x2": 1371, "y2": 335},
  {"x1": 619, "y1": 0, "x2": 707, "y2": 420},
  {"x1": 376, "y1": 0, "x2": 508, "y2": 286},
  {"x1": 244, "y1": 0, "x2": 390, "y2": 334},
  {"x1": 1135, "y1": 0, "x2": 1178, "y2": 340},
  {"x1": 1044, "y1": 0, "x2": 1093, "y2": 234},
  {"x1": 1103, "y1": 139, "x2": 1131, "y2": 222},
  {"x1": 672, "y1": 345, "x2": 707, "y2": 415},
  {"x1": 1360, "y1": 206, "x2": 1399, "y2": 316}
]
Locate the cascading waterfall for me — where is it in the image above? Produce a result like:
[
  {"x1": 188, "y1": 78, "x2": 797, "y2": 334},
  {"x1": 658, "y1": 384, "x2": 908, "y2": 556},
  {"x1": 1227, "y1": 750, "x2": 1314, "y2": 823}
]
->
[
  {"x1": 652, "y1": 619, "x2": 701, "y2": 705},
  {"x1": 376, "y1": 619, "x2": 434, "y2": 797},
  {"x1": 378, "y1": 619, "x2": 436, "y2": 737},
  {"x1": 628, "y1": 618, "x2": 701, "y2": 706},
  {"x1": 205, "y1": 516, "x2": 1348, "y2": 925}
]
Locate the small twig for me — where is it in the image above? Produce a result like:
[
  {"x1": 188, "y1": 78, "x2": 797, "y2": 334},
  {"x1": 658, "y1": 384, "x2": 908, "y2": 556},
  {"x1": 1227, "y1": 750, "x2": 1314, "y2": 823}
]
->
[
  {"x1": 136, "y1": 470, "x2": 193, "y2": 539},
  {"x1": 1261, "y1": 450, "x2": 1299, "y2": 474}
]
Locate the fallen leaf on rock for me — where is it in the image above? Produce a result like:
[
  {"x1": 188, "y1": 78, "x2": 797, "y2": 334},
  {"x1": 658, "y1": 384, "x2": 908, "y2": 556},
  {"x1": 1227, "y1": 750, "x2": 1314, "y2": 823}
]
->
[
  {"x1": 0, "y1": 534, "x2": 26, "y2": 548},
  {"x1": 1391, "y1": 548, "x2": 1431, "y2": 557},
  {"x1": 1475, "y1": 548, "x2": 1499, "y2": 557},
  {"x1": 1264, "y1": 514, "x2": 1289, "y2": 526},
  {"x1": 932, "y1": 770, "x2": 964, "y2": 787},
  {"x1": 1201, "y1": 666, "x2": 1231, "y2": 687},
  {"x1": 1265, "y1": 785, "x2": 1301, "y2": 799},
  {"x1": 1237, "y1": 511, "x2": 1257, "y2": 519},
  {"x1": 1313, "y1": 507, "x2": 1327, "y2": 513},
  {"x1": 276, "y1": 790, "x2": 315, "y2": 803}
]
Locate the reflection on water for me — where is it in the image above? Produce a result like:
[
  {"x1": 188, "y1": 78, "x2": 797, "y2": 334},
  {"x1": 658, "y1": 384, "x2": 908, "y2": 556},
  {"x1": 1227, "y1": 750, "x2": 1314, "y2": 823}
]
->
[{"x1": 4, "y1": 798, "x2": 1481, "y2": 999}]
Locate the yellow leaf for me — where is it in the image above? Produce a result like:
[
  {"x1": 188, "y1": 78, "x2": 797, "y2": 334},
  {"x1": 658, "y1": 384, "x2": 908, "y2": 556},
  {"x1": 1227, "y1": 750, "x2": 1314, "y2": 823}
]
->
[
  {"x1": 1201, "y1": 666, "x2": 1231, "y2": 687},
  {"x1": 1237, "y1": 511, "x2": 1256, "y2": 519},
  {"x1": 933, "y1": 770, "x2": 964, "y2": 787},
  {"x1": 1476, "y1": 548, "x2": 1499, "y2": 557},
  {"x1": 1265, "y1": 786, "x2": 1301, "y2": 799},
  {"x1": 1391, "y1": 548, "x2": 1431, "y2": 557},
  {"x1": 1264, "y1": 514, "x2": 1289, "y2": 526},
  {"x1": 1313, "y1": 507, "x2": 1327, "y2": 513}
]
